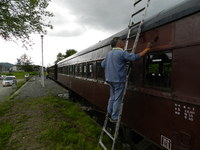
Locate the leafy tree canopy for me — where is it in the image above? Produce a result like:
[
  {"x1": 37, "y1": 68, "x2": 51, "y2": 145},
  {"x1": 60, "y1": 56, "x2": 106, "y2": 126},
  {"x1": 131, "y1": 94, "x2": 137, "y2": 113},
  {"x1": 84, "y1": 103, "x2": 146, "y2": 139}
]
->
[
  {"x1": 16, "y1": 54, "x2": 32, "y2": 65},
  {"x1": 65, "y1": 49, "x2": 77, "y2": 58},
  {"x1": 0, "y1": 0, "x2": 53, "y2": 47},
  {"x1": 55, "y1": 52, "x2": 65, "y2": 63},
  {"x1": 16, "y1": 54, "x2": 33, "y2": 72},
  {"x1": 55, "y1": 49, "x2": 77, "y2": 64}
]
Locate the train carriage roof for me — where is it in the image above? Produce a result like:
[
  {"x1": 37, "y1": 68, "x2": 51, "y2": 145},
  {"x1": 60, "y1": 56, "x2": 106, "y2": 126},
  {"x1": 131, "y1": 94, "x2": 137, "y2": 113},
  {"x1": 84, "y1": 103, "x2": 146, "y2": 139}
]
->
[{"x1": 57, "y1": 0, "x2": 200, "y2": 66}]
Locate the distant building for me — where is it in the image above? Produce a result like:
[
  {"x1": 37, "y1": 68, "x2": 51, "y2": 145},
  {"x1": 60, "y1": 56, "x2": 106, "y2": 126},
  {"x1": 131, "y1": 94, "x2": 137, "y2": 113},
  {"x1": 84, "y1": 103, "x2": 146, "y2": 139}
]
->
[{"x1": 9, "y1": 65, "x2": 19, "y2": 72}]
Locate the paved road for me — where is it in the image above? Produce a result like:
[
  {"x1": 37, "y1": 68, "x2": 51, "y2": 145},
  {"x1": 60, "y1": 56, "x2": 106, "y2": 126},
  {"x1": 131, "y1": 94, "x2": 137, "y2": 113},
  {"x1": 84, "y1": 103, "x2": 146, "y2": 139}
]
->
[
  {"x1": 14, "y1": 76, "x2": 68, "y2": 100},
  {"x1": 0, "y1": 79, "x2": 24, "y2": 102}
]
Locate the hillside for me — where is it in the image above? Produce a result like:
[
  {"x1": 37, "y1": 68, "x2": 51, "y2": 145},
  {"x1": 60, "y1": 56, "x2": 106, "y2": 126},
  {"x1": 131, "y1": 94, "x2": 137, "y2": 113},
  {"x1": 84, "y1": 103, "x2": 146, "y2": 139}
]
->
[{"x1": 0, "y1": 62, "x2": 14, "y2": 68}]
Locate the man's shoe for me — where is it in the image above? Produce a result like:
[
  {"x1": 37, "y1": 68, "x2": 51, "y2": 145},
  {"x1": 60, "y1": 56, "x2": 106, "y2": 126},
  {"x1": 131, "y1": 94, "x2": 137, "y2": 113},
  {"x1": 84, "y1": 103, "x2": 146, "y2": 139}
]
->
[{"x1": 109, "y1": 118, "x2": 118, "y2": 123}]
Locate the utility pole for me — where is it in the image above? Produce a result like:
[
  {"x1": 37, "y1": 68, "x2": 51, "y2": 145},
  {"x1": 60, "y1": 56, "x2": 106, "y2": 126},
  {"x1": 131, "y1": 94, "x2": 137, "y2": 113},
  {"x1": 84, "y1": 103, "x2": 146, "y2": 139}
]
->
[{"x1": 41, "y1": 35, "x2": 45, "y2": 87}]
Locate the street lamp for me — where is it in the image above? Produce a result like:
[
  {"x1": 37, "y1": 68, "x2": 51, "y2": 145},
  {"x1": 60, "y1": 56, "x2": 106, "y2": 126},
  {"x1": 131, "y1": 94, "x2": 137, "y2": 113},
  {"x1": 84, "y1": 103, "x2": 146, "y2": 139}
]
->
[{"x1": 41, "y1": 35, "x2": 45, "y2": 87}]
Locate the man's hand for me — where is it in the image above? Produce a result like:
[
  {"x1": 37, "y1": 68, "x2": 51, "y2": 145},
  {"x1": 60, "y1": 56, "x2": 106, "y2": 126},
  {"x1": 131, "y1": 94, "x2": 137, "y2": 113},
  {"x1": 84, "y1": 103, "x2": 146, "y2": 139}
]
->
[
  {"x1": 146, "y1": 42, "x2": 153, "y2": 49},
  {"x1": 138, "y1": 42, "x2": 153, "y2": 57}
]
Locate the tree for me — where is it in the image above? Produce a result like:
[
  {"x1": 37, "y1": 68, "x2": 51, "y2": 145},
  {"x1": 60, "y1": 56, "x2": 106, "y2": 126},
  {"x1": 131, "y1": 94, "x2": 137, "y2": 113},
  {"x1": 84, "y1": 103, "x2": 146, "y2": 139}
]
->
[
  {"x1": 54, "y1": 52, "x2": 64, "y2": 64},
  {"x1": 0, "y1": 0, "x2": 53, "y2": 47},
  {"x1": 65, "y1": 49, "x2": 77, "y2": 58},
  {"x1": 16, "y1": 54, "x2": 33, "y2": 72},
  {"x1": 55, "y1": 49, "x2": 77, "y2": 64}
]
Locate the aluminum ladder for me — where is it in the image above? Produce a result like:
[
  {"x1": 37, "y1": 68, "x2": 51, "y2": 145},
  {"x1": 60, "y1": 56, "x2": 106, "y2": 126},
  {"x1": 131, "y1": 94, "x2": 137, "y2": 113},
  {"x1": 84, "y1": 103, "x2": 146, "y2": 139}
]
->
[{"x1": 98, "y1": 0, "x2": 151, "y2": 150}]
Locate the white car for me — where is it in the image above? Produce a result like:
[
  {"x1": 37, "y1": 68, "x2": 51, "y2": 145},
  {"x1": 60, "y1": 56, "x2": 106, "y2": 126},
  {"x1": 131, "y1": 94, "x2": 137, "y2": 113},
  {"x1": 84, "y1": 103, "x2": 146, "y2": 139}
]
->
[
  {"x1": 24, "y1": 74, "x2": 29, "y2": 78},
  {"x1": 2, "y1": 76, "x2": 17, "y2": 87},
  {"x1": 0, "y1": 75, "x2": 6, "y2": 80}
]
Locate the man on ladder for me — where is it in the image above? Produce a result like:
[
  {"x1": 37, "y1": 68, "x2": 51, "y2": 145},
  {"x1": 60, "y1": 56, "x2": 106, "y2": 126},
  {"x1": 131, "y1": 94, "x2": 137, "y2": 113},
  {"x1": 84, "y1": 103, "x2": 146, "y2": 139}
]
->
[
  {"x1": 99, "y1": 0, "x2": 152, "y2": 149},
  {"x1": 101, "y1": 37, "x2": 152, "y2": 123},
  {"x1": 100, "y1": 37, "x2": 152, "y2": 150}
]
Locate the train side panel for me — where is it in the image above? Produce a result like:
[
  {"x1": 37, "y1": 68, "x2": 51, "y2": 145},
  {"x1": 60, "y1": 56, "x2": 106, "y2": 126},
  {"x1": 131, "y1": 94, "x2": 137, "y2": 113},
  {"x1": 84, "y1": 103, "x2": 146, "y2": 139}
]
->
[{"x1": 53, "y1": 11, "x2": 200, "y2": 150}]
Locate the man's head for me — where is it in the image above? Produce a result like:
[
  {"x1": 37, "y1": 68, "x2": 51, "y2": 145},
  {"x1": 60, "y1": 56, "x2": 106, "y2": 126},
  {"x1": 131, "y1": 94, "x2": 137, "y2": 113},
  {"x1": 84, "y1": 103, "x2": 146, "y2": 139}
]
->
[{"x1": 110, "y1": 37, "x2": 125, "y2": 49}]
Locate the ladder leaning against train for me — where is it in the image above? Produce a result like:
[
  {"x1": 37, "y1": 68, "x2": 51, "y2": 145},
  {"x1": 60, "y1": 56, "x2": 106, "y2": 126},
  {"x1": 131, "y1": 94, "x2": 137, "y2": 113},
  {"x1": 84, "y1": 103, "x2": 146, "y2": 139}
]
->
[{"x1": 98, "y1": 0, "x2": 152, "y2": 150}]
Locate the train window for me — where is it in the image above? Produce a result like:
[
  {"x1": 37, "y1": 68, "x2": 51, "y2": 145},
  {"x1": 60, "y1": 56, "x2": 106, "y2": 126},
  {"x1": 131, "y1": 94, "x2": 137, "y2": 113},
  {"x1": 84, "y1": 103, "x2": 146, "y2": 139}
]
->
[
  {"x1": 96, "y1": 60, "x2": 104, "y2": 80},
  {"x1": 63, "y1": 67, "x2": 65, "y2": 74},
  {"x1": 69, "y1": 65, "x2": 74, "y2": 75},
  {"x1": 79, "y1": 64, "x2": 82, "y2": 76},
  {"x1": 58, "y1": 67, "x2": 63, "y2": 73},
  {"x1": 83, "y1": 63, "x2": 87, "y2": 77},
  {"x1": 75, "y1": 65, "x2": 78, "y2": 76},
  {"x1": 144, "y1": 52, "x2": 172, "y2": 90},
  {"x1": 67, "y1": 66, "x2": 70, "y2": 75},
  {"x1": 63, "y1": 66, "x2": 67, "y2": 75},
  {"x1": 87, "y1": 62, "x2": 93, "y2": 78}
]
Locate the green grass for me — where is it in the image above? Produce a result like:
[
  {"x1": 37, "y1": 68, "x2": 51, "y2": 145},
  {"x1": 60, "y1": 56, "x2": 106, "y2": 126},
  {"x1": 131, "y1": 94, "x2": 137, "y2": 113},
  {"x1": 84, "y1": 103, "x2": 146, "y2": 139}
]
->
[
  {"x1": 15, "y1": 80, "x2": 26, "y2": 91},
  {"x1": 1, "y1": 71, "x2": 38, "y2": 79},
  {"x1": 9, "y1": 80, "x2": 26, "y2": 100},
  {"x1": 0, "y1": 88, "x2": 122, "y2": 150},
  {"x1": 0, "y1": 100, "x2": 13, "y2": 117},
  {"x1": 37, "y1": 96, "x2": 102, "y2": 150},
  {"x1": 0, "y1": 123, "x2": 13, "y2": 150},
  {"x1": 0, "y1": 95, "x2": 104, "y2": 149},
  {"x1": 0, "y1": 100, "x2": 14, "y2": 149}
]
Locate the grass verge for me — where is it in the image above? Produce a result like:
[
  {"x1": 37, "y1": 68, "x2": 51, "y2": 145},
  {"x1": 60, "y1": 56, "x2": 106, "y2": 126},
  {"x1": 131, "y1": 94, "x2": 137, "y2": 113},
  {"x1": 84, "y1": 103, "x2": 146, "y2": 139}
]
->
[
  {"x1": 0, "y1": 123, "x2": 13, "y2": 150},
  {"x1": 0, "y1": 95, "x2": 104, "y2": 149},
  {"x1": 37, "y1": 96, "x2": 102, "y2": 150},
  {"x1": 1, "y1": 71, "x2": 38, "y2": 79}
]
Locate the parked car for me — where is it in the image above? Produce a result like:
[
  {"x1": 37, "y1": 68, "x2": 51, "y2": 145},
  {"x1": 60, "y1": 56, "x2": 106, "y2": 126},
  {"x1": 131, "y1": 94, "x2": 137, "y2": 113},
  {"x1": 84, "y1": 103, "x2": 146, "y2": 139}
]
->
[
  {"x1": 10, "y1": 76, "x2": 16, "y2": 79},
  {"x1": 24, "y1": 74, "x2": 30, "y2": 81},
  {"x1": 24, "y1": 74, "x2": 29, "y2": 78},
  {"x1": 0, "y1": 75, "x2": 6, "y2": 80},
  {"x1": 2, "y1": 76, "x2": 17, "y2": 87}
]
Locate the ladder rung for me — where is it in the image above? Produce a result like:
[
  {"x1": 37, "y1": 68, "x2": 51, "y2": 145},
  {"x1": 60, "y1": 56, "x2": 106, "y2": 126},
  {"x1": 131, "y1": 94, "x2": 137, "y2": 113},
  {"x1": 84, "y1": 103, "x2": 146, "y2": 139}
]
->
[
  {"x1": 134, "y1": 0, "x2": 142, "y2": 6},
  {"x1": 129, "y1": 21, "x2": 141, "y2": 29},
  {"x1": 131, "y1": 7, "x2": 145, "y2": 17},
  {"x1": 103, "y1": 128, "x2": 114, "y2": 140},
  {"x1": 99, "y1": 140, "x2": 107, "y2": 150},
  {"x1": 127, "y1": 35, "x2": 136, "y2": 40}
]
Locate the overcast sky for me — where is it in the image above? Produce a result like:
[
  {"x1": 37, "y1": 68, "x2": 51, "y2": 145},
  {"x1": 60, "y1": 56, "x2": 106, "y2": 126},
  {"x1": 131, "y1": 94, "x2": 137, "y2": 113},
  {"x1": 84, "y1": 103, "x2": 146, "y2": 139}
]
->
[{"x1": 0, "y1": 0, "x2": 186, "y2": 67}]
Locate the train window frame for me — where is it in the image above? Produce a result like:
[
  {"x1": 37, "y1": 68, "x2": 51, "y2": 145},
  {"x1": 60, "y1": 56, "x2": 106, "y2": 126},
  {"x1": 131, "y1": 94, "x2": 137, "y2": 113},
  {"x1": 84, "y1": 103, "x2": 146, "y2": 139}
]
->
[
  {"x1": 96, "y1": 60, "x2": 105, "y2": 81},
  {"x1": 63, "y1": 66, "x2": 67, "y2": 75},
  {"x1": 87, "y1": 62, "x2": 94, "y2": 78},
  {"x1": 79, "y1": 64, "x2": 82, "y2": 76},
  {"x1": 83, "y1": 63, "x2": 87, "y2": 77},
  {"x1": 69, "y1": 65, "x2": 72, "y2": 75},
  {"x1": 75, "y1": 65, "x2": 79, "y2": 76},
  {"x1": 71, "y1": 65, "x2": 75, "y2": 76},
  {"x1": 58, "y1": 67, "x2": 63, "y2": 74},
  {"x1": 144, "y1": 51, "x2": 172, "y2": 91}
]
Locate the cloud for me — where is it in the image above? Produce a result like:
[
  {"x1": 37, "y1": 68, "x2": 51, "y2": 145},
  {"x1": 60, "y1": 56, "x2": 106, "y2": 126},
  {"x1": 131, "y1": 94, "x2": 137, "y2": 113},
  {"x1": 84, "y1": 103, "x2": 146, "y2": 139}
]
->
[
  {"x1": 57, "y1": 0, "x2": 132, "y2": 32},
  {"x1": 50, "y1": 12, "x2": 70, "y2": 25},
  {"x1": 48, "y1": 27, "x2": 85, "y2": 37},
  {"x1": 48, "y1": 0, "x2": 187, "y2": 37},
  {"x1": 55, "y1": 0, "x2": 187, "y2": 33}
]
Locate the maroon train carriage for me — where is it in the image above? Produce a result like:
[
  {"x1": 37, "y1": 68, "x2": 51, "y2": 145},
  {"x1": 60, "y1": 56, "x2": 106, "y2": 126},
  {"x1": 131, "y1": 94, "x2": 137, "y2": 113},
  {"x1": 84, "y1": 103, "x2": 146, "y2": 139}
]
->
[
  {"x1": 49, "y1": 1, "x2": 200, "y2": 150},
  {"x1": 47, "y1": 64, "x2": 57, "y2": 80}
]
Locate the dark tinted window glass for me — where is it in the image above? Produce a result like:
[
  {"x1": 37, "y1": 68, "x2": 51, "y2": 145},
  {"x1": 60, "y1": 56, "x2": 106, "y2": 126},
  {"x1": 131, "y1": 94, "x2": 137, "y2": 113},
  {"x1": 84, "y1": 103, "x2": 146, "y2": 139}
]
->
[
  {"x1": 75, "y1": 65, "x2": 78, "y2": 76},
  {"x1": 87, "y1": 63, "x2": 93, "y2": 78},
  {"x1": 145, "y1": 52, "x2": 172, "y2": 89},
  {"x1": 63, "y1": 66, "x2": 67, "y2": 74},
  {"x1": 69, "y1": 65, "x2": 74, "y2": 75},
  {"x1": 96, "y1": 60, "x2": 104, "y2": 80},
  {"x1": 83, "y1": 63, "x2": 87, "y2": 77},
  {"x1": 58, "y1": 67, "x2": 63, "y2": 73},
  {"x1": 79, "y1": 64, "x2": 82, "y2": 76}
]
